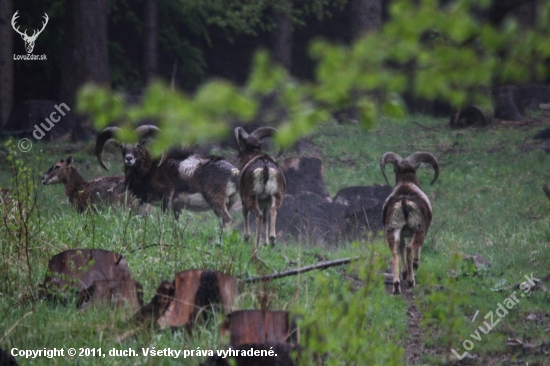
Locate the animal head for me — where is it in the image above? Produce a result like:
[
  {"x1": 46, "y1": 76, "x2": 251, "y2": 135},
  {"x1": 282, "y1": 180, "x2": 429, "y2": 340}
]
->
[
  {"x1": 95, "y1": 125, "x2": 161, "y2": 170},
  {"x1": 380, "y1": 152, "x2": 439, "y2": 186},
  {"x1": 11, "y1": 11, "x2": 48, "y2": 54},
  {"x1": 234, "y1": 127, "x2": 278, "y2": 159},
  {"x1": 43, "y1": 157, "x2": 74, "y2": 185}
]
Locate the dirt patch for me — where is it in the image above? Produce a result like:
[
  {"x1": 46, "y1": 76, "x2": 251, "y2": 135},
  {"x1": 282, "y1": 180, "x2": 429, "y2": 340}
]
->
[{"x1": 403, "y1": 290, "x2": 425, "y2": 365}]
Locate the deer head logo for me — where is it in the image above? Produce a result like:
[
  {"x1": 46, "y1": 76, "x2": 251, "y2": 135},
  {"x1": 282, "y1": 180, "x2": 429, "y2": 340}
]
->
[{"x1": 11, "y1": 11, "x2": 49, "y2": 54}]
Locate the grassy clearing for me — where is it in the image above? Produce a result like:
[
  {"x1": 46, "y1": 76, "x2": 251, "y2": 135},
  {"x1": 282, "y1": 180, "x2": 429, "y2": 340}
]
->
[{"x1": 1, "y1": 116, "x2": 549, "y2": 365}]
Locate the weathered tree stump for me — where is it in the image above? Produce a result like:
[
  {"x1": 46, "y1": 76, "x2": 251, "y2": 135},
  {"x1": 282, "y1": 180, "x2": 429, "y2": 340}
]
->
[
  {"x1": 449, "y1": 105, "x2": 493, "y2": 128},
  {"x1": 40, "y1": 249, "x2": 134, "y2": 300},
  {"x1": 493, "y1": 85, "x2": 524, "y2": 121},
  {"x1": 0, "y1": 347, "x2": 18, "y2": 366},
  {"x1": 78, "y1": 279, "x2": 143, "y2": 311},
  {"x1": 542, "y1": 185, "x2": 550, "y2": 200},
  {"x1": 279, "y1": 157, "x2": 331, "y2": 200},
  {"x1": 136, "y1": 270, "x2": 236, "y2": 329},
  {"x1": 201, "y1": 310, "x2": 298, "y2": 366},
  {"x1": 200, "y1": 343, "x2": 295, "y2": 366},
  {"x1": 333, "y1": 185, "x2": 393, "y2": 235},
  {"x1": 223, "y1": 310, "x2": 297, "y2": 347}
]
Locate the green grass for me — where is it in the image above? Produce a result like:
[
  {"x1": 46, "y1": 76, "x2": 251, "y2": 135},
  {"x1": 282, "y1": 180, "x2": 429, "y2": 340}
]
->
[{"x1": 1, "y1": 116, "x2": 550, "y2": 365}]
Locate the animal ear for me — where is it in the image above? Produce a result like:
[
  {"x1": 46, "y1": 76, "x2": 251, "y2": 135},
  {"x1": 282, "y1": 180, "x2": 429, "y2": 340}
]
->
[{"x1": 66, "y1": 156, "x2": 73, "y2": 165}]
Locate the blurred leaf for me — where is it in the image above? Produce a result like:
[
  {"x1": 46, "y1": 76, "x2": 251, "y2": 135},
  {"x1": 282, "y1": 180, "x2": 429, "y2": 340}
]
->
[{"x1": 490, "y1": 278, "x2": 508, "y2": 292}]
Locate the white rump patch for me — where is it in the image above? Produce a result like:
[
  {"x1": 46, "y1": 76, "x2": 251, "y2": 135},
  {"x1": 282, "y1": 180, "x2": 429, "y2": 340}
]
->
[
  {"x1": 252, "y1": 168, "x2": 279, "y2": 196},
  {"x1": 178, "y1": 155, "x2": 207, "y2": 179}
]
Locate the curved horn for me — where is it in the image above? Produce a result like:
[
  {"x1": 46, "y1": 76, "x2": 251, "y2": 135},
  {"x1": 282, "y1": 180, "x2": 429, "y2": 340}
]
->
[
  {"x1": 234, "y1": 127, "x2": 249, "y2": 147},
  {"x1": 406, "y1": 152, "x2": 440, "y2": 185},
  {"x1": 157, "y1": 152, "x2": 167, "y2": 167},
  {"x1": 250, "y1": 127, "x2": 277, "y2": 141},
  {"x1": 380, "y1": 152, "x2": 403, "y2": 186},
  {"x1": 135, "y1": 125, "x2": 161, "y2": 140},
  {"x1": 95, "y1": 127, "x2": 122, "y2": 171}
]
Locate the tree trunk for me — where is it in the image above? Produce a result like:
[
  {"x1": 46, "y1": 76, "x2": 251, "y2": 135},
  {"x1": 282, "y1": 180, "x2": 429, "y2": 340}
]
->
[
  {"x1": 59, "y1": 0, "x2": 110, "y2": 110},
  {"x1": 493, "y1": 85, "x2": 524, "y2": 121},
  {"x1": 0, "y1": 0, "x2": 13, "y2": 129},
  {"x1": 272, "y1": 11, "x2": 293, "y2": 71},
  {"x1": 350, "y1": 0, "x2": 382, "y2": 39},
  {"x1": 143, "y1": 0, "x2": 158, "y2": 84}
]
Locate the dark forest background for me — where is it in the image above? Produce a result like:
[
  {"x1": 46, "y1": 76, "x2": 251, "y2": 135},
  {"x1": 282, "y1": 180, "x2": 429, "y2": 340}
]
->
[{"x1": 0, "y1": 0, "x2": 543, "y2": 139}]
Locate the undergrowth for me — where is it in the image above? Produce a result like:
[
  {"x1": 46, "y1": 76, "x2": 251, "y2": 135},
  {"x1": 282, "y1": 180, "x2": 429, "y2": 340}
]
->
[{"x1": 1, "y1": 116, "x2": 550, "y2": 365}]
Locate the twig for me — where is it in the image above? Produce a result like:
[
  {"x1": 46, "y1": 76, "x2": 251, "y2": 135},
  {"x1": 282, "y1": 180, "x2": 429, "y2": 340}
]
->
[
  {"x1": 1, "y1": 311, "x2": 33, "y2": 343},
  {"x1": 242, "y1": 257, "x2": 359, "y2": 283},
  {"x1": 412, "y1": 121, "x2": 441, "y2": 132}
]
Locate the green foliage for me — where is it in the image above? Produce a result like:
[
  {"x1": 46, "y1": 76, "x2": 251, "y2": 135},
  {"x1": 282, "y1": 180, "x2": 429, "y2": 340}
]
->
[
  {"x1": 77, "y1": 80, "x2": 257, "y2": 154},
  {"x1": 2, "y1": 117, "x2": 550, "y2": 364},
  {"x1": 202, "y1": 0, "x2": 348, "y2": 35},
  {"x1": 298, "y1": 244, "x2": 404, "y2": 365},
  {"x1": 80, "y1": 0, "x2": 550, "y2": 147},
  {"x1": 0, "y1": 140, "x2": 44, "y2": 301}
]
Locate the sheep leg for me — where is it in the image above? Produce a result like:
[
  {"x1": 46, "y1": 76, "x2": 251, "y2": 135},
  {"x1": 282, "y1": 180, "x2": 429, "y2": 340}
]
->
[
  {"x1": 413, "y1": 245, "x2": 421, "y2": 271},
  {"x1": 407, "y1": 232, "x2": 425, "y2": 287},
  {"x1": 406, "y1": 245, "x2": 414, "y2": 287},
  {"x1": 209, "y1": 199, "x2": 233, "y2": 231},
  {"x1": 254, "y1": 211, "x2": 263, "y2": 256},
  {"x1": 269, "y1": 204, "x2": 277, "y2": 247},
  {"x1": 387, "y1": 229, "x2": 401, "y2": 295},
  {"x1": 399, "y1": 237, "x2": 407, "y2": 281},
  {"x1": 263, "y1": 207, "x2": 269, "y2": 246},
  {"x1": 242, "y1": 204, "x2": 250, "y2": 242}
]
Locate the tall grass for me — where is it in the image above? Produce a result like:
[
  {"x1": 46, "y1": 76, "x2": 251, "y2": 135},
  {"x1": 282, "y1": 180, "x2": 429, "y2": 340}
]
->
[{"x1": 1, "y1": 115, "x2": 550, "y2": 365}]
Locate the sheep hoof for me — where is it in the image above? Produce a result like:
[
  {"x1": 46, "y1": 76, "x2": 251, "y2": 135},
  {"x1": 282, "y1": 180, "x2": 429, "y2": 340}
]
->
[
  {"x1": 244, "y1": 235, "x2": 250, "y2": 243},
  {"x1": 392, "y1": 281, "x2": 401, "y2": 295},
  {"x1": 269, "y1": 236, "x2": 276, "y2": 247},
  {"x1": 413, "y1": 261, "x2": 419, "y2": 271},
  {"x1": 408, "y1": 280, "x2": 415, "y2": 288}
]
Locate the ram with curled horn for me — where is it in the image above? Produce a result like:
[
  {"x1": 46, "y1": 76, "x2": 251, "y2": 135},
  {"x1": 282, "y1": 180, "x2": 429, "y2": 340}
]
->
[
  {"x1": 95, "y1": 125, "x2": 240, "y2": 227},
  {"x1": 380, "y1": 151, "x2": 439, "y2": 294},
  {"x1": 234, "y1": 126, "x2": 286, "y2": 256}
]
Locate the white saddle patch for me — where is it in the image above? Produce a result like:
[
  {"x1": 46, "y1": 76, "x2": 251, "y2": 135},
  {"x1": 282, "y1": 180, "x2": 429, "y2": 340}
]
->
[{"x1": 178, "y1": 155, "x2": 207, "y2": 179}]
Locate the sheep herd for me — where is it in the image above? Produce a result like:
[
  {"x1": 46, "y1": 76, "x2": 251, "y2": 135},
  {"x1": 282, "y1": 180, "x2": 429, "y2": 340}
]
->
[{"x1": 41, "y1": 125, "x2": 440, "y2": 294}]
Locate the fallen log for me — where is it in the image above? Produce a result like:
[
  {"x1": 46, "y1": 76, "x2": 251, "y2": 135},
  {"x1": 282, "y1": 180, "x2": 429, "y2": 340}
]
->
[{"x1": 242, "y1": 257, "x2": 358, "y2": 283}]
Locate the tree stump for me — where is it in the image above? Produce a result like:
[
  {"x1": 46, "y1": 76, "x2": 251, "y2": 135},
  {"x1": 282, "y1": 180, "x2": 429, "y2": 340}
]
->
[
  {"x1": 201, "y1": 310, "x2": 298, "y2": 366},
  {"x1": 40, "y1": 249, "x2": 134, "y2": 300},
  {"x1": 493, "y1": 85, "x2": 524, "y2": 121},
  {"x1": 450, "y1": 105, "x2": 493, "y2": 128},
  {"x1": 0, "y1": 347, "x2": 18, "y2": 366},
  {"x1": 78, "y1": 279, "x2": 143, "y2": 311},
  {"x1": 200, "y1": 343, "x2": 295, "y2": 366},
  {"x1": 222, "y1": 310, "x2": 297, "y2": 347},
  {"x1": 542, "y1": 185, "x2": 550, "y2": 200},
  {"x1": 279, "y1": 157, "x2": 331, "y2": 200},
  {"x1": 136, "y1": 270, "x2": 236, "y2": 329}
]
